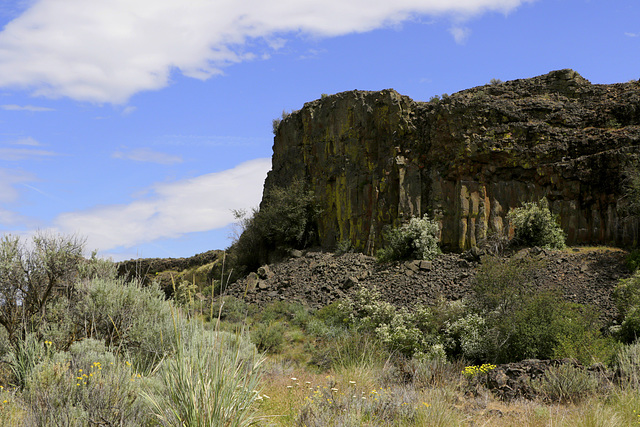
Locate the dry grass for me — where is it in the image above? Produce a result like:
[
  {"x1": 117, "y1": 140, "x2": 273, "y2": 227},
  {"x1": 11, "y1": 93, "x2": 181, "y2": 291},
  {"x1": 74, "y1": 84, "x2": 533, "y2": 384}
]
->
[{"x1": 255, "y1": 352, "x2": 640, "y2": 427}]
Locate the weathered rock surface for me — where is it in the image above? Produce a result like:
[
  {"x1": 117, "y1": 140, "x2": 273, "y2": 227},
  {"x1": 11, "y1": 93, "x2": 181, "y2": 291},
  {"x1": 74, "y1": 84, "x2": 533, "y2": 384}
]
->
[
  {"x1": 267, "y1": 69, "x2": 640, "y2": 253},
  {"x1": 225, "y1": 247, "x2": 630, "y2": 321}
]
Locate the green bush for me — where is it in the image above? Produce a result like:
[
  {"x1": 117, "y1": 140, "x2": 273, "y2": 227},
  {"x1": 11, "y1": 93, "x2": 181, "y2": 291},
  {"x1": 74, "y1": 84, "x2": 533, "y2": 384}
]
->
[
  {"x1": 473, "y1": 255, "x2": 607, "y2": 363},
  {"x1": 507, "y1": 198, "x2": 566, "y2": 249},
  {"x1": 230, "y1": 179, "x2": 320, "y2": 272},
  {"x1": 339, "y1": 286, "x2": 455, "y2": 358},
  {"x1": 74, "y1": 277, "x2": 179, "y2": 371},
  {"x1": 613, "y1": 271, "x2": 640, "y2": 343},
  {"x1": 473, "y1": 255, "x2": 543, "y2": 314},
  {"x1": 377, "y1": 214, "x2": 441, "y2": 262},
  {"x1": 251, "y1": 321, "x2": 286, "y2": 353},
  {"x1": 23, "y1": 339, "x2": 149, "y2": 426},
  {"x1": 627, "y1": 249, "x2": 640, "y2": 272}
]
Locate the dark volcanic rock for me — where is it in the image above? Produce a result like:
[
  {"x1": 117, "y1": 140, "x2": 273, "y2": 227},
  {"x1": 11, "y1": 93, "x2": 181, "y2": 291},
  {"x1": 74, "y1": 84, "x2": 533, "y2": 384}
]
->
[
  {"x1": 225, "y1": 248, "x2": 629, "y2": 321},
  {"x1": 267, "y1": 69, "x2": 640, "y2": 254}
]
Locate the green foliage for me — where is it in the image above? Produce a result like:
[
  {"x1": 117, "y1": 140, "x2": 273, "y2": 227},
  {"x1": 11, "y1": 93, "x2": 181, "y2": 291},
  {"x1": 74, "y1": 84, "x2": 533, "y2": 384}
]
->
[
  {"x1": 473, "y1": 255, "x2": 607, "y2": 364},
  {"x1": 627, "y1": 248, "x2": 640, "y2": 272},
  {"x1": 309, "y1": 330, "x2": 388, "y2": 371},
  {"x1": 75, "y1": 277, "x2": 179, "y2": 370},
  {"x1": 339, "y1": 286, "x2": 462, "y2": 358},
  {"x1": 473, "y1": 254, "x2": 544, "y2": 315},
  {"x1": 613, "y1": 271, "x2": 640, "y2": 343},
  {"x1": 335, "y1": 238, "x2": 354, "y2": 255},
  {"x1": 143, "y1": 317, "x2": 265, "y2": 427},
  {"x1": 231, "y1": 179, "x2": 320, "y2": 272},
  {"x1": 23, "y1": 339, "x2": 148, "y2": 426},
  {"x1": 507, "y1": 198, "x2": 566, "y2": 249},
  {"x1": 377, "y1": 214, "x2": 441, "y2": 262},
  {"x1": 210, "y1": 296, "x2": 249, "y2": 324},
  {"x1": 0, "y1": 233, "x2": 85, "y2": 343},
  {"x1": 613, "y1": 342, "x2": 640, "y2": 389},
  {"x1": 530, "y1": 364, "x2": 599, "y2": 403},
  {"x1": 251, "y1": 321, "x2": 286, "y2": 353},
  {"x1": 489, "y1": 78, "x2": 503, "y2": 85},
  {"x1": 6, "y1": 333, "x2": 52, "y2": 389},
  {"x1": 272, "y1": 109, "x2": 290, "y2": 135}
]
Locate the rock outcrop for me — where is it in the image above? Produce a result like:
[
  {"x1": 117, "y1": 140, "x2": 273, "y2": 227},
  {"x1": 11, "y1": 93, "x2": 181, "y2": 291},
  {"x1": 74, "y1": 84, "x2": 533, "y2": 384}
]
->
[
  {"x1": 227, "y1": 247, "x2": 629, "y2": 321},
  {"x1": 266, "y1": 69, "x2": 640, "y2": 253}
]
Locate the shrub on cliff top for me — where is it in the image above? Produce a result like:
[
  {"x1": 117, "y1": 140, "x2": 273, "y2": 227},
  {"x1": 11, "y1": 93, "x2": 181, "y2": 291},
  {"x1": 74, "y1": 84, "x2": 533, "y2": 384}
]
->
[
  {"x1": 507, "y1": 197, "x2": 566, "y2": 249},
  {"x1": 377, "y1": 214, "x2": 441, "y2": 262}
]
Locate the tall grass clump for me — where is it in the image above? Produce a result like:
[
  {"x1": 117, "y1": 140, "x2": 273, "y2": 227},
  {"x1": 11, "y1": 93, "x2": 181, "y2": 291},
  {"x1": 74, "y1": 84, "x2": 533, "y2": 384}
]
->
[
  {"x1": 377, "y1": 214, "x2": 441, "y2": 262},
  {"x1": 613, "y1": 341, "x2": 640, "y2": 389},
  {"x1": 143, "y1": 309, "x2": 266, "y2": 427},
  {"x1": 530, "y1": 363, "x2": 599, "y2": 403}
]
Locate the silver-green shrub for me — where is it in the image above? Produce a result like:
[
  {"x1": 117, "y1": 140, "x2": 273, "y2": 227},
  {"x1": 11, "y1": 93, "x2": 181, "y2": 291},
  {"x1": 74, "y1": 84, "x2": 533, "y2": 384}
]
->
[
  {"x1": 506, "y1": 197, "x2": 566, "y2": 249},
  {"x1": 23, "y1": 339, "x2": 149, "y2": 426},
  {"x1": 377, "y1": 214, "x2": 441, "y2": 262},
  {"x1": 74, "y1": 277, "x2": 180, "y2": 371}
]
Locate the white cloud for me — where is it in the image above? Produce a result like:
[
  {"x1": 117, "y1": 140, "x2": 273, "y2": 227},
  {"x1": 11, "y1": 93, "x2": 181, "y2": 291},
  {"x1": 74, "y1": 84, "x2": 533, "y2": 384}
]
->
[
  {"x1": 121, "y1": 106, "x2": 137, "y2": 115},
  {"x1": 0, "y1": 167, "x2": 36, "y2": 203},
  {"x1": 112, "y1": 147, "x2": 182, "y2": 165},
  {"x1": 1, "y1": 104, "x2": 55, "y2": 112},
  {"x1": 11, "y1": 136, "x2": 43, "y2": 146},
  {"x1": 0, "y1": 0, "x2": 533, "y2": 103},
  {"x1": 53, "y1": 157, "x2": 271, "y2": 251},
  {"x1": 0, "y1": 146, "x2": 57, "y2": 161},
  {"x1": 625, "y1": 32, "x2": 639, "y2": 38},
  {"x1": 449, "y1": 26, "x2": 471, "y2": 44}
]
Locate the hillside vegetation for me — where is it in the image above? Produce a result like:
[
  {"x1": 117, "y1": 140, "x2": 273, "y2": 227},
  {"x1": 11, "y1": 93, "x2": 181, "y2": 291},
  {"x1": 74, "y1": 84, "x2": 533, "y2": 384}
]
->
[{"x1": 1, "y1": 190, "x2": 640, "y2": 425}]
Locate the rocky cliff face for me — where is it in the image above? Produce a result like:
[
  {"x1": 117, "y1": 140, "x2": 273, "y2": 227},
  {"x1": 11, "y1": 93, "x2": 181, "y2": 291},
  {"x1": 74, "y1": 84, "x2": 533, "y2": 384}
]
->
[{"x1": 266, "y1": 70, "x2": 640, "y2": 253}]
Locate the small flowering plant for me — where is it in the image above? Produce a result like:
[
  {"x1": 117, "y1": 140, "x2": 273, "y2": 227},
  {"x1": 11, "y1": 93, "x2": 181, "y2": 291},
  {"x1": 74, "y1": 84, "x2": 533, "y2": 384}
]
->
[
  {"x1": 462, "y1": 363, "x2": 497, "y2": 378},
  {"x1": 462, "y1": 363, "x2": 497, "y2": 394}
]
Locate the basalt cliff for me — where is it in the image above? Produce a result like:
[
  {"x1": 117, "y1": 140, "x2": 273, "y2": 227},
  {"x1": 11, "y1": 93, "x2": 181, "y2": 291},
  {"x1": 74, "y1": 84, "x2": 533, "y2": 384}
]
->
[{"x1": 266, "y1": 69, "x2": 640, "y2": 253}]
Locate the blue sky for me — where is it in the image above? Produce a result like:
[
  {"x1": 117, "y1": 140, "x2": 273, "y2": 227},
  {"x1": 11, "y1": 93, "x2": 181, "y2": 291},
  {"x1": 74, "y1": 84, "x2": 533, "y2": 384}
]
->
[{"x1": 0, "y1": 0, "x2": 638, "y2": 260}]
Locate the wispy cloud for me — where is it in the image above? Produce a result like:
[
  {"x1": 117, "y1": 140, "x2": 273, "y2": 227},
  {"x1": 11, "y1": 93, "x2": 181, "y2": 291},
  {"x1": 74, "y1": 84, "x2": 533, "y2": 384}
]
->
[
  {"x1": 0, "y1": 0, "x2": 534, "y2": 103},
  {"x1": 449, "y1": 26, "x2": 471, "y2": 44},
  {"x1": 11, "y1": 137, "x2": 43, "y2": 146},
  {"x1": 1, "y1": 104, "x2": 54, "y2": 112},
  {"x1": 53, "y1": 158, "x2": 271, "y2": 251},
  {"x1": 0, "y1": 137, "x2": 57, "y2": 161},
  {"x1": 625, "y1": 32, "x2": 639, "y2": 37},
  {"x1": 0, "y1": 167, "x2": 36, "y2": 203},
  {"x1": 112, "y1": 147, "x2": 183, "y2": 165},
  {"x1": 121, "y1": 106, "x2": 136, "y2": 115}
]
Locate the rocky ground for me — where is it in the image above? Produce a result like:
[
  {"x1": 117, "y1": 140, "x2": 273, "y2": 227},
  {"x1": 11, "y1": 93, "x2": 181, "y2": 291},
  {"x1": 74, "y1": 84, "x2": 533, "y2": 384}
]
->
[{"x1": 225, "y1": 246, "x2": 631, "y2": 321}]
